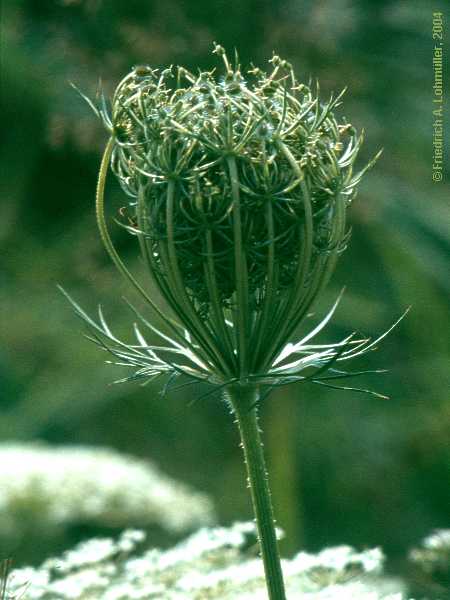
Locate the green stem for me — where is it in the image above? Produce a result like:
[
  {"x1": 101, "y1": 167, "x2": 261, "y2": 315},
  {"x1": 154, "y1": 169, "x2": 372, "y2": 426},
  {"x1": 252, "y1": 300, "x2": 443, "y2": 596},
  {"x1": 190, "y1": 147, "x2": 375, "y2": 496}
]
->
[
  {"x1": 227, "y1": 155, "x2": 249, "y2": 377},
  {"x1": 226, "y1": 384, "x2": 287, "y2": 600},
  {"x1": 163, "y1": 180, "x2": 231, "y2": 376},
  {"x1": 95, "y1": 138, "x2": 191, "y2": 350}
]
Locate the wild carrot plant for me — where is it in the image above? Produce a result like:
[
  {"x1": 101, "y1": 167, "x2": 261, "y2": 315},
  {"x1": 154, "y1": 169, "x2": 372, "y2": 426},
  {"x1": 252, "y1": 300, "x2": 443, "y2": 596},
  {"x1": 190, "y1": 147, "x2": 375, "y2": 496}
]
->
[{"x1": 65, "y1": 45, "x2": 403, "y2": 599}]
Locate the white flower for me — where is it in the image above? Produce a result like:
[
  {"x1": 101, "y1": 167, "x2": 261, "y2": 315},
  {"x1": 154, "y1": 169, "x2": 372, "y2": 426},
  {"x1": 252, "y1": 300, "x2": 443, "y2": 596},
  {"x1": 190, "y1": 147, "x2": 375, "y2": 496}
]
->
[
  {"x1": 6, "y1": 523, "x2": 412, "y2": 600},
  {"x1": 0, "y1": 443, "x2": 215, "y2": 538},
  {"x1": 422, "y1": 529, "x2": 450, "y2": 550},
  {"x1": 409, "y1": 528, "x2": 450, "y2": 582}
]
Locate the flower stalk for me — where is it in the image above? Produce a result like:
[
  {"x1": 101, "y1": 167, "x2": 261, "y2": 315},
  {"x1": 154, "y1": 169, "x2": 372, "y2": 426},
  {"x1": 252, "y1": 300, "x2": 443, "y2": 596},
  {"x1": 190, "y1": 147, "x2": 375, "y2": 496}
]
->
[
  {"x1": 64, "y1": 43, "x2": 404, "y2": 600},
  {"x1": 226, "y1": 384, "x2": 286, "y2": 600}
]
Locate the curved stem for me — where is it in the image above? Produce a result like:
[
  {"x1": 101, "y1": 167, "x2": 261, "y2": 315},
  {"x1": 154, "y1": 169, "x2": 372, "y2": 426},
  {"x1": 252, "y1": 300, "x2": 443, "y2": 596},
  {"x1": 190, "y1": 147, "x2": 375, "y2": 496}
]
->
[
  {"x1": 264, "y1": 139, "x2": 314, "y2": 366},
  {"x1": 164, "y1": 180, "x2": 231, "y2": 376},
  {"x1": 252, "y1": 199, "x2": 277, "y2": 370},
  {"x1": 227, "y1": 155, "x2": 249, "y2": 377},
  {"x1": 270, "y1": 189, "x2": 347, "y2": 357},
  {"x1": 204, "y1": 229, "x2": 237, "y2": 372},
  {"x1": 225, "y1": 384, "x2": 287, "y2": 600},
  {"x1": 95, "y1": 138, "x2": 191, "y2": 350}
]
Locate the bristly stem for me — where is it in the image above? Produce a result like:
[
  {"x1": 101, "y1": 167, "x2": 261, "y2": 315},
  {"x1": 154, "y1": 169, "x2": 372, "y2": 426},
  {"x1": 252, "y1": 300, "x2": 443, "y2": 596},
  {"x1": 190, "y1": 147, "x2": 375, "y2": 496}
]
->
[{"x1": 225, "y1": 384, "x2": 287, "y2": 600}]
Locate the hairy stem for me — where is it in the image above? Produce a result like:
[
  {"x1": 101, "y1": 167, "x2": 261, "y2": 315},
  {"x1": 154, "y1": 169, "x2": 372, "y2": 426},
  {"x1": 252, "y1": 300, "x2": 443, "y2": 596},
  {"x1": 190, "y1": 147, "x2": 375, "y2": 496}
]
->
[{"x1": 225, "y1": 384, "x2": 287, "y2": 600}]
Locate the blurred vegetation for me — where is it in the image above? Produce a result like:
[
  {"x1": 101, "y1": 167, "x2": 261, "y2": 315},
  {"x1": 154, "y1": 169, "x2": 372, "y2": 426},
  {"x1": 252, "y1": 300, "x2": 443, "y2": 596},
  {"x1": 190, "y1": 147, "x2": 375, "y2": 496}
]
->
[{"x1": 1, "y1": 0, "x2": 449, "y2": 594}]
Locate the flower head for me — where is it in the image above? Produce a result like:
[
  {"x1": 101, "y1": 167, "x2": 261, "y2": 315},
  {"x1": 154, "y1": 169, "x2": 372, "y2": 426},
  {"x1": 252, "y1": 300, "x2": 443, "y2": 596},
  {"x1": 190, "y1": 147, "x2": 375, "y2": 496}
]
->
[{"x1": 67, "y1": 45, "x2": 401, "y2": 399}]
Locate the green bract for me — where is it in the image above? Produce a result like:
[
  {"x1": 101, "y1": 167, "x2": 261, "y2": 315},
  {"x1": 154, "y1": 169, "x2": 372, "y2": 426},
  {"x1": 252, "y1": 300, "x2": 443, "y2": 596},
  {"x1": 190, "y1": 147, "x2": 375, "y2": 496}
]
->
[{"x1": 66, "y1": 44, "x2": 397, "y2": 396}]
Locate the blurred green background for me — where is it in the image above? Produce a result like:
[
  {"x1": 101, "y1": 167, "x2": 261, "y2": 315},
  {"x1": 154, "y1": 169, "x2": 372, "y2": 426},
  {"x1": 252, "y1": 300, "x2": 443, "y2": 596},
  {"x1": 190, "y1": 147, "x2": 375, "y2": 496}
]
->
[{"x1": 1, "y1": 0, "x2": 449, "y2": 589}]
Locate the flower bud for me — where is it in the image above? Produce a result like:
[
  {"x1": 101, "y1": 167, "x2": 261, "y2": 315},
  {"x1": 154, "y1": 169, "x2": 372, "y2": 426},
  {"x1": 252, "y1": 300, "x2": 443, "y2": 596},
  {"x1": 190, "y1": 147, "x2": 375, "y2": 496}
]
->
[{"x1": 101, "y1": 46, "x2": 378, "y2": 381}]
